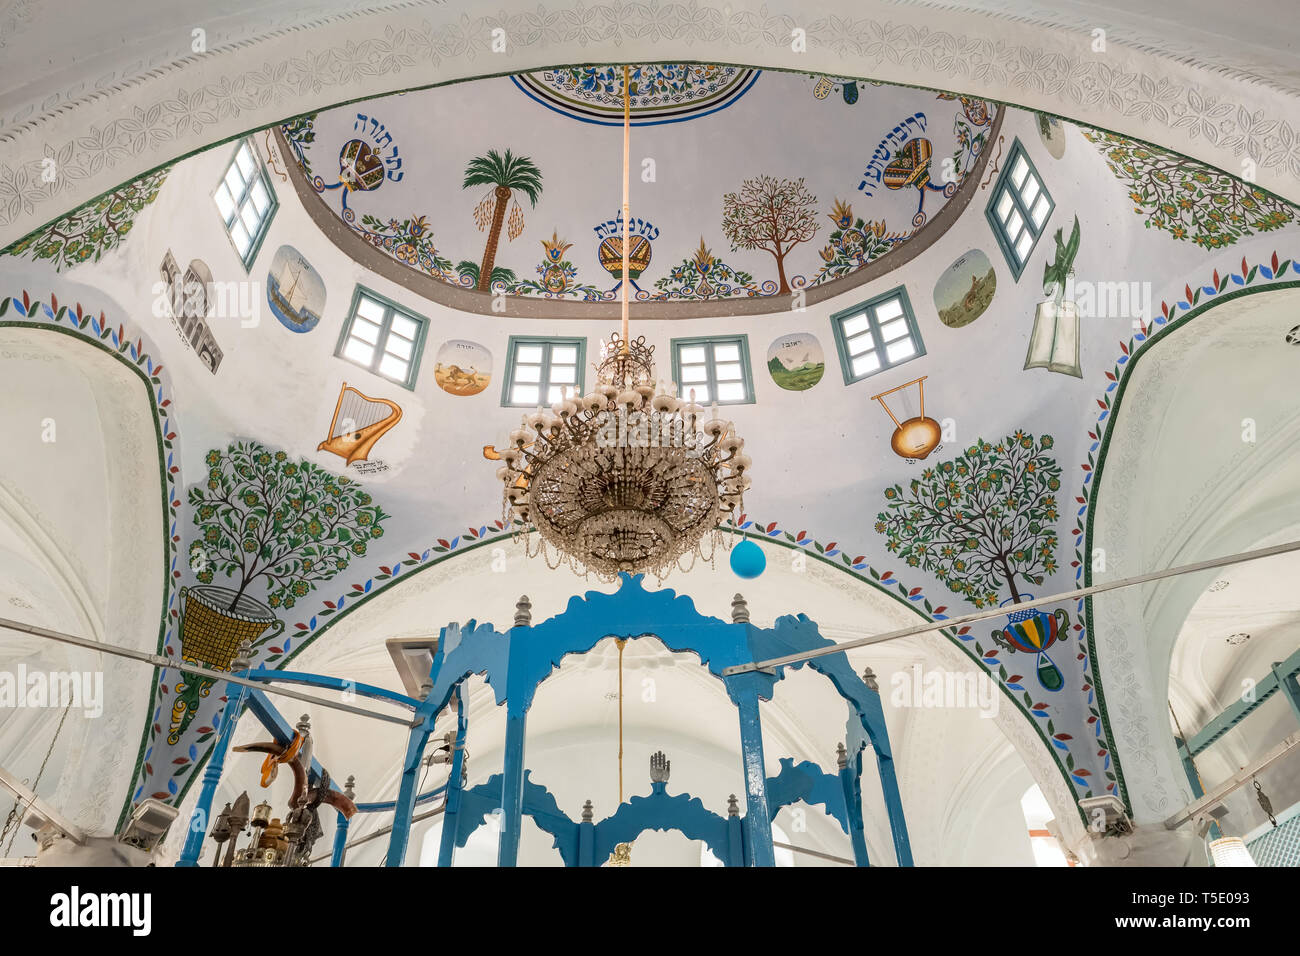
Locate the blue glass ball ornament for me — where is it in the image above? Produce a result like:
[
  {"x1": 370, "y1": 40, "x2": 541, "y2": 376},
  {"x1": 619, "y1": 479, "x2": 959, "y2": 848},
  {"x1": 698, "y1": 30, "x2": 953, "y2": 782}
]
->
[{"x1": 730, "y1": 540, "x2": 766, "y2": 579}]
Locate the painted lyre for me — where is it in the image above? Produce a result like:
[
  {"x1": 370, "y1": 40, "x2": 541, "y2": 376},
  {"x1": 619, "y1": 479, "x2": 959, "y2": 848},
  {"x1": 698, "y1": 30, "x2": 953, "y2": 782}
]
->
[
  {"x1": 870, "y1": 375, "x2": 941, "y2": 461},
  {"x1": 318, "y1": 382, "x2": 402, "y2": 465}
]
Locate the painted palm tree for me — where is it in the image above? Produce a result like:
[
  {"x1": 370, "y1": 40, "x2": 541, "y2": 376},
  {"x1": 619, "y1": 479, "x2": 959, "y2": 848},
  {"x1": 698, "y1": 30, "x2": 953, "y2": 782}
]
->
[{"x1": 463, "y1": 148, "x2": 543, "y2": 292}]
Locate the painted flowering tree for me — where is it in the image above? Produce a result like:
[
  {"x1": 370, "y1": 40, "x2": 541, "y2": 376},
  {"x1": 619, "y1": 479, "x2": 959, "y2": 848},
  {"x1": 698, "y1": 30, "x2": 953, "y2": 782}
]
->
[
  {"x1": 721, "y1": 174, "x2": 819, "y2": 295},
  {"x1": 875, "y1": 432, "x2": 1061, "y2": 608},
  {"x1": 1081, "y1": 127, "x2": 1295, "y2": 248},
  {"x1": 189, "y1": 441, "x2": 388, "y2": 611}
]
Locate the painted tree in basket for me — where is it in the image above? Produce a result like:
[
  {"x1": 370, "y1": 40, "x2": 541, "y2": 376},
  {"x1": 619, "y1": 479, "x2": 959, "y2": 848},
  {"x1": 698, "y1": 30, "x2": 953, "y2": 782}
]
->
[
  {"x1": 874, "y1": 431, "x2": 1061, "y2": 608},
  {"x1": 189, "y1": 440, "x2": 389, "y2": 611}
]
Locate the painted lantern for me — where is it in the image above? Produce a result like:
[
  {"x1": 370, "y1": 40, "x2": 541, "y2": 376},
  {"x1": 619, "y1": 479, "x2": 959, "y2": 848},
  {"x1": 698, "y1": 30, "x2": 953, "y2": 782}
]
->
[{"x1": 991, "y1": 597, "x2": 1069, "y2": 692}]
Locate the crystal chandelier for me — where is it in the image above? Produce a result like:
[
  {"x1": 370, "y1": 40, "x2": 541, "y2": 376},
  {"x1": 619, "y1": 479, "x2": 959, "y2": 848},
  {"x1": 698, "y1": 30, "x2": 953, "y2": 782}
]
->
[
  {"x1": 489, "y1": 66, "x2": 751, "y2": 580},
  {"x1": 493, "y1": 332, "x2": 751, "y2": 579}
]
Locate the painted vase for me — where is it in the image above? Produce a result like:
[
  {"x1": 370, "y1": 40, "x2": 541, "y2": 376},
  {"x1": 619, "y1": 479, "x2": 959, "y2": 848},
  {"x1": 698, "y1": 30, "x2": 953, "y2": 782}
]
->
[{"x1": 991, "y1": 595, "x2": 1068, "y2": 691}]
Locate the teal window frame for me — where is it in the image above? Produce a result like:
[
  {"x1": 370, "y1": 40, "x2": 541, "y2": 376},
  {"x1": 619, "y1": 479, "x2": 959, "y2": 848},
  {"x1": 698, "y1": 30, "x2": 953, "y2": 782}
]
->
[
  {"x1": 984, "y1": 138, "x2": 1055, "y2": 281},
  {"x1": 830, "y1": 285, "x2": 926, "y2": 385},
  {"x1": 669, "y1": 334, "x2": 756, "y2": 406},
  {"x1": 502, "y1": 335, "x2": 587, "y2": 408},
  {"x1": 212, "y1": 138, "x2": 279, "y2": 271},
  {"x1": 333, "y1": 286, "x2": 430, "y2": 390}
]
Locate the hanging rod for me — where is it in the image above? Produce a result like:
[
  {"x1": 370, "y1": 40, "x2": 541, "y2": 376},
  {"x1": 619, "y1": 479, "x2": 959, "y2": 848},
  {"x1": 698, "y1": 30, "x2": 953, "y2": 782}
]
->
[
  {"x1": 0, "y1": 616, "x2": 414, "y2": 728},
  {"x1": 723, "y1": 538, "x2": 1300, "y2": 675}
]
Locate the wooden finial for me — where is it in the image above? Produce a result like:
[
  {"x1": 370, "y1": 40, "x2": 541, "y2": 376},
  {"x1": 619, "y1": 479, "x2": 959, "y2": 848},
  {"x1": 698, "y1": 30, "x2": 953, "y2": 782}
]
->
[
  {"x1": 731, "y1": 593, "x2": 750, "y2": 624},
  {"x1": 515, "y1": 594, "x2": 532, "y2": 628}
]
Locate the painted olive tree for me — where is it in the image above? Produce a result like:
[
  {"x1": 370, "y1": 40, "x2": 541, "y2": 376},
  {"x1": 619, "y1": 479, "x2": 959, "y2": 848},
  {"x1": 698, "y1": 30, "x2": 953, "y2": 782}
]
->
[
  {"x1": 189, "y1": 440, "x2": 388, "y2": 610},
  {"x1": 875, "y1": 431, "x2": 1061, "y2": 608}
]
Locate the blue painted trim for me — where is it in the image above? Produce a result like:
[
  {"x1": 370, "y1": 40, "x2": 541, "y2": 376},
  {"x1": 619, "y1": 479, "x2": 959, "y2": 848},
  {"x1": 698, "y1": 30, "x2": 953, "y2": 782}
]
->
[
  {"x1": 242, "y1": 667, "x2": 421, "y2": 711},
  {"x1": 330, "y1": 812, "x2": 351, "y2": 867},
  {"x1": 437, "y1": 686, "x2": 468, "y2": 867},
  {"x1": 1187, "y1": 645, "x2": 1300, "y2": 755}
]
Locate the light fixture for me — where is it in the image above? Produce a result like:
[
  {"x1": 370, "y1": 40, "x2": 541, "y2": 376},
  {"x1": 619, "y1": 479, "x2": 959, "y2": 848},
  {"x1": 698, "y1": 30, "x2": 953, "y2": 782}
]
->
[{"x1": 488, "y1": 67, "x2": 750, "y2": 580}]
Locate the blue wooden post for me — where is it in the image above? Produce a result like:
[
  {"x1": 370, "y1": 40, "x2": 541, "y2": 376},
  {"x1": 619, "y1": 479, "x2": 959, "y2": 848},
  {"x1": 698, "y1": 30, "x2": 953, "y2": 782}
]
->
[
  {"x1": 578, "y1": 800, "x2": 596, "y2": 867},
  {"x1": 731, "y1": 678, "x2": 775, "y2": 867},
  {"x1": 875, "y1": 749, "x2": 913, "y2": 866},
  {"x1": 837, "y1": 745, "x2": 870, "y2": 867},
  {"x1": 385, "y1": 708, "x2": 434, "y2": 867},
  {"x1": 436, "y1": 685, "x2": 468, "y2": 867},
  {"x1": 176, "y1": 643, "x2": 253, "y2": 867},
  {"x1": 497, "y1": 706, "x2": 528, "y2": 867},
  {"x1": 726, "y1": 794, "x2": 745, "y2": 867},
  {"x1": 331, "y1": 813, "x2": 351, "y2": 867}
]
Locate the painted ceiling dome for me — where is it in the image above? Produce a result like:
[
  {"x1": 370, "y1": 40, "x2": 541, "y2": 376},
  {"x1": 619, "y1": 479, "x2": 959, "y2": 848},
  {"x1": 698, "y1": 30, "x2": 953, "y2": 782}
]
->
[
  {"x1": 280, "y1": 68, "x2": 998, "y2": 316},
  {"x1": 1, "y1": 0, "x2": 1299, "y2": 880}
]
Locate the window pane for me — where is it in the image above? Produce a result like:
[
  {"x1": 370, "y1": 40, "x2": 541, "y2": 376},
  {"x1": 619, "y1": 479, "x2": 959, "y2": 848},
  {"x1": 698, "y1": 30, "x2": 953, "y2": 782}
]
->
[
  {"x1": 713, "y1": 343, "x2": 740, "y2": 362},
  {"x1": 874, "y1": 297, "x2": 904, "y2": 322},
  {"x1": 350, "y1": 318, "x2": 381, "y2": 344},
  {"x1": 550, "y1": 345, "x2": 577, "y2": 364},
  {"x1": 230, "y1": 221, "x2": 252, "y2": 256},
  {"x1": 717, "y1": 382, "x2": 746, "y2": 403},
  {"x1": 249, "y1": 178, "x2": 270, "y2": 215},
  {"x1": 239, "y1": 202, "x2": 262, "y2": 235},
  {"x1": 389, "y1": 313, "x2": 419, "y2": 340},
  {"x1": 550, "y1": 364, "x2": 576, "y2": 384},
  {"x1": 683, "y1": 383, "x2": 710, "y2": 403},
  {"x1": 996, "y1": 190, "x2": 1014, "y2": 222},
  {"x1": 235, "y1": 143, "x2": 256, "y2": 179},
  {"x1": 223, "y1": 164, "x2": 246, "y2": 197},
  {"x1": 1004, "y1": 208, "x2": 1023, "y2": 239},
  {"x1": 378, "y1": 353, "x2": 409, "y2": 381},
  {"x1": 1019, "y1": 175, "x2": 1040, "y2": 207},
  {"x1": 840, "y1": 313, "x2": 870, "y2": 337},
  {"x1": 1015, "y1": 230, "x2": 1034, "y2": 261},
  {"x1": 878, "y1": 317, "x2": 909, "y2": 342},
  {"x1": 1031, "y1": 194, "x2": 1051, "y2": 228},
  {"x1": 356, "y1": 296, "x2": 386, "y2": 322},
  {"x1": 851, "y1": 352, "x2": 880, "y2": 377},
  {"x1": 715, "y1": 362, "x2": 743, "y2": 381},
  {"x1": 384, "y1": 335, "x2": 413, "y2": 360},
  {"x1": 516, "y1": 345, "x2": 544, "y2": 364},
  {"x1": 1011, "y1": 155, "x2": 1029, "y2": 188},
  {"x1": 680, "y1": 364, "x2": 709, "y2": 383},
  {"x1": 514, "y1": 364, "x2": 541, "y2": 383},
  {"x1": 846, "y1": 331, "x2": 874, "y2": 357},
  {"x1": 679, "y1": 345, "x2": 707, "y2": 365},
  {"x1": 885, "y1": 338, "x2": 916, "y2": 363},
  {"x1": 343, "y1": 339, "x2": 375, "y2": 365},
  {"x1": 546, "y1": 385, "x2": 568, "y2": 403},
  {"x1": 512, "y1": 384, "x2": 539, "y2": 405},
  {"x1": 214, "y1": 185, "x2": 235, "y2": 222}
]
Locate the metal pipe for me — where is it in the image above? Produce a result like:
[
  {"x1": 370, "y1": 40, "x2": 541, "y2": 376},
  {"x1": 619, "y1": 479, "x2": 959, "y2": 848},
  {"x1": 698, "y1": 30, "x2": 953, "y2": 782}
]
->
[
  {"x1": 307, "y1": 803, "x2": 446, "y2": 864},
  {"x1": 0, "y1": 616, "x2": 414, "y2": 727},
  {"x1": 773, "y1": 840, "x2": 854, "y2": 865},
  {"x1": 724, "y1": 539, "x2": 1300, "y2": 675},
  {"x1": 1164, "y1": 731, "x2": 1300, "y2": 829}
]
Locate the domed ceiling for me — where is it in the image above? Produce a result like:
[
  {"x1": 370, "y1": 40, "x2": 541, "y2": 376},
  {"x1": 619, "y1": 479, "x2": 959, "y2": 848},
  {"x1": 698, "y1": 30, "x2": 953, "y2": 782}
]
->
[
  {"x1": 280, "y1": 66, "x2": 999, "y2": 315},
  {"x1": 1, "y1": 46, "x2": 1298, "y2": 854}
]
